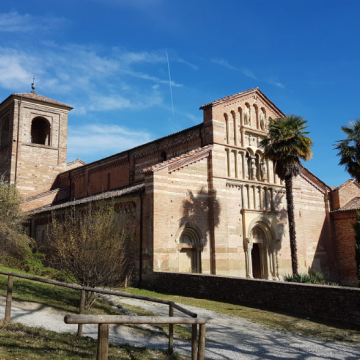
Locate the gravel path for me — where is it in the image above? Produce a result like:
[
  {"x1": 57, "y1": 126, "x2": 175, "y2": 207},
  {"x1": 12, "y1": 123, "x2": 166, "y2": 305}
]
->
[{"x1": 1, "y1": 294, "x2": 360, "y2": 359}]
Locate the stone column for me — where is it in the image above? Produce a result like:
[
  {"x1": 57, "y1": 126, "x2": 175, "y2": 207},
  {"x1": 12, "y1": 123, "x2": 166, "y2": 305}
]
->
[
  {"x1": 226, "y1": 149, "x2": 230, "y2": 177},
  {"x1": 265, "y1": 243, "x2": 272, "y2": 280},
  {"x1": 226, "y1": 115, "x2": 230, "y2": 145},
  {"x1": 234, "y1": 112, "x2": 238, "y2": 145},
  {"x1": 234, "y1": 151, "x2": 238, "y2": 178},
  {"x1": 245, "y1": 239, "x2": 253, "y2": 278}
]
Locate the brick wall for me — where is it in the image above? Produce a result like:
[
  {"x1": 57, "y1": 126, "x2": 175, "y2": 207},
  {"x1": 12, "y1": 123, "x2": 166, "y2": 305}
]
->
[
  {"x1": 332, "y1": 180, "x2": 360, "y2": 210},
  {"x1": 153, "y1": 271, "x2": 360, "y2": 325},
  {"x1": 332, "y1": 211, "x2": 357, "y2": 285}
]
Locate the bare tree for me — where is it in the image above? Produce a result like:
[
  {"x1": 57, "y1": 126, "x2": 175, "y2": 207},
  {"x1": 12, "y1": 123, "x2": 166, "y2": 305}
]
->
[
  {"x1": 0, "y1": 177, "x2": 31, "y2": 260},
  {"x1": 48, "y1": 201, "x2": 135, "y2": 307}
]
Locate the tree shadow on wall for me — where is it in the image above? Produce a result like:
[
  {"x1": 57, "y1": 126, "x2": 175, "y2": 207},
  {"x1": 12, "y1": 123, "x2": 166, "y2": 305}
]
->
[{"x1": 178, "y1": 186, "x2": 221, "y2": 247}]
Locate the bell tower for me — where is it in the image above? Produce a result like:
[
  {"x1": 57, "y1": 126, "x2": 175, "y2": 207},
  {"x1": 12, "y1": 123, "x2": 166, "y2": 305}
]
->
[{"x1": 0, "y1": 86, "x2": 73, "y2": 199}]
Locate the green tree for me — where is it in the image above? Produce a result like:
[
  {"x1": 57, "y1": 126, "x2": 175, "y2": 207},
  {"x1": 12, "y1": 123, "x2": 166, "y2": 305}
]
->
[
  {"x1": 352, "y1": 210, "x2": 360, "y2": 287},
  {"x1": 334, "y1": 119, "x2": 360, "y2": 182},
  {"x1": 259, "y1": 115, "x2": 313, "y2": 275}
]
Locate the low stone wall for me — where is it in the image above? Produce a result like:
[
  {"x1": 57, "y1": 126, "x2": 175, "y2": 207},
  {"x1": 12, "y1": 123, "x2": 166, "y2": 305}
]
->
[{"x1": 153, "y1": 272, "x2": 360, "y2": 325}]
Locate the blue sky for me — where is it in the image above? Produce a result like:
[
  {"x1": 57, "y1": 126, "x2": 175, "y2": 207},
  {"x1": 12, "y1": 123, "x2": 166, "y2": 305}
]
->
[{"x1": 0, "y1": 0, "x2": 359, "y2": 186}]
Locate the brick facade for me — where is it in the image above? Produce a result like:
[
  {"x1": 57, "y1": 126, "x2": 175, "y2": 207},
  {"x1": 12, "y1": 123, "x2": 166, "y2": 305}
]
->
[{"x1": 1, "y1": 88, "x2": 358, "y2": 285}]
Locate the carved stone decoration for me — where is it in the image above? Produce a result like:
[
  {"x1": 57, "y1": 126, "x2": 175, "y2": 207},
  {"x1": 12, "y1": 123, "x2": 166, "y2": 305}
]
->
[
  {"x1": 259, "y1": 110, "x2": 266, "y2": 130},
  {"x1": 243, "y1": 107, "x2": 251, "y2": 125},
  {"x1": 251, "y1": 158, "x2": 257, "y2": 180},
  {"x1": 261, "y1": 161, "x2": 268, "y2": 182}
]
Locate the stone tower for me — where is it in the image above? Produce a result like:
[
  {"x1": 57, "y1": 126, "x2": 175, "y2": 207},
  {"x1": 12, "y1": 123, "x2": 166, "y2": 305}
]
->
[{"x1": 0, "y1": 92, "x2": 72, "y2": 199}]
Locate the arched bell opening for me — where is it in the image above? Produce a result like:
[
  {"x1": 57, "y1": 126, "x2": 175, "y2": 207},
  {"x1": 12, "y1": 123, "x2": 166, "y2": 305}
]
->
[
  {"x1": 178, "y1": 227, "x2": 202, "y2": 274},
  {"x1": 31, "y1": 117, "x2": 50, "y2": 145}
]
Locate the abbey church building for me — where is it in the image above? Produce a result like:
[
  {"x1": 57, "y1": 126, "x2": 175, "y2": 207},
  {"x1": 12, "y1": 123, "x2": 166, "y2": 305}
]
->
[{"x1": 0, "y1": 88, "x2": 359, "y2": 285}]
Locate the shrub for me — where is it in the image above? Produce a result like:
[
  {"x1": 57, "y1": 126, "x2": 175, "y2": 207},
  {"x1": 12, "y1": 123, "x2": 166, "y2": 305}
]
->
[{"x1": 283, "y1": 271, "x2": 338, "y2": 286}]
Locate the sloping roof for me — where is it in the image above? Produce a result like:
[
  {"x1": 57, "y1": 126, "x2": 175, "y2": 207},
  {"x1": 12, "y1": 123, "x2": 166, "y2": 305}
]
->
[
  {"x1": 199, "y1": 87, "x2": 285, "y2": 117},
  {"x1": 331, "y1": 179, "x2": 360, "y2": 191},
  {"x1": 300, "y1": 165, "x2": 331, "y2": 194},
  {"x1": 332, "y1": 197, "x2": 360, "y2": 213},
  {"x1": 0, "y1": 93, "x2": 73, "y2": 109},
  {"x1": 67, "y1": 158, "x2": 86, "y2": 167},
  {"x1": 30, "y1": 183, "x2": 144, "y2": 215},
  {"x1": 143, "y1": 145, "x2": 213, "y2": 174}
]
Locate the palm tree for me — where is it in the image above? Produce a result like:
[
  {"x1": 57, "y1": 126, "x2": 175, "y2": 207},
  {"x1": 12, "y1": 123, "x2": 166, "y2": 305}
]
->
[
  {"x1": 259, "y1": 115, "x2": 313, "y2": 275},
  {"x1": 334, "y1": 119, "x2": 360, "y2": 182}
]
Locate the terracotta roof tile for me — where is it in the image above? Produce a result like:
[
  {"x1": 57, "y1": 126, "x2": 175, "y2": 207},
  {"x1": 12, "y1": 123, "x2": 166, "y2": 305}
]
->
[
  {"x1": 143, "y1": 145, "x2": 213, "y2": 173},
  {"x1": 30, "y1": 183, "x2": 144, "y2": 215},
  {"x1": 3, "y1": 93, "x2": 73, "y2": 109},
  {"x1": 332, "y1": 197, "x2": 360, "y2": 212}
]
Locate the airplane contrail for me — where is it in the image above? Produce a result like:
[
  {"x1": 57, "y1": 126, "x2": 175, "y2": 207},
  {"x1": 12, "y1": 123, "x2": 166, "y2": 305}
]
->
[{"x1": 166, "y1": 50, "x2": 174, "y2": 115}]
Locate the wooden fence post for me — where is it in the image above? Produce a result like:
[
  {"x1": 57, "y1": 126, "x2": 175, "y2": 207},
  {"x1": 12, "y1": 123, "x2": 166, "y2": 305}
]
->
[
  {"x1": 77, "y1": 290, "x2": 86, "y2": 336},
  {"x1": 191, "y1": 323, "x2": 198, "y2": 360},
  {"x1": 168, "y1": 305, "x2": 174, "y2": 354},
  {"x1": 96, "y1": 324, "x2": 109, "y2": 360},
  {"x1": 197, "y1": 323, "x2": 206, "y2": 360},
  {"x1": 5, "y1": 276, "x2": 13, "y2": 322}
]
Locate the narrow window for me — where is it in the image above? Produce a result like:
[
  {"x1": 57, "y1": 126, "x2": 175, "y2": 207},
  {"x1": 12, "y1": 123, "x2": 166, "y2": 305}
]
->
[{"x1": 160, "y1": 151, "x2": 167, "y2": 162}]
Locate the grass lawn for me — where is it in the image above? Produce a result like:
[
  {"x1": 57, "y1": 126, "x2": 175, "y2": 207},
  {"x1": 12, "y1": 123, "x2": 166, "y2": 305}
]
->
[
  {"x1": 120, "y1": 287, "x2": 360, "y2": 345},
  {"x1": 0, "y1": 321, "x2": 188, "y2": 360}
]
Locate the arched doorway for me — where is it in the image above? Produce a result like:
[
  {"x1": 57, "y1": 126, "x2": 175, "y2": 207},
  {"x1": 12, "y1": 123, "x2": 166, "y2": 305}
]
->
[
  {"x1": 178, "y1": 228, "x2": 202, "y2": 273},
  {"x1": 245, "y1": 222, "x2": 277, "y2": 280}
]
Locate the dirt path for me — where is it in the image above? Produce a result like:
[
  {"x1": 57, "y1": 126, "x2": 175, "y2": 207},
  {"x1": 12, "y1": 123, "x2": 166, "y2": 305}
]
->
[{"x1": 1, "y1": 294, "x2": 360, "y2": 359}]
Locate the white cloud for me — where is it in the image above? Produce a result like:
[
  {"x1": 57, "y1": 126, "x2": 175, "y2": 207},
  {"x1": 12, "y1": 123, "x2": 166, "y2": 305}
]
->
[
  {"x1": 212, "y1": 57, "x2": 284, "y2": 88},
  {"x1": 0, "y1": 43, "x2": 197, "y2": 113},
  {"x1": 67, "y1": 124, "x2": 153, "y2": 157},
  {"x1": 0, "y1": 11, "x2": 68, "y2": 32}
]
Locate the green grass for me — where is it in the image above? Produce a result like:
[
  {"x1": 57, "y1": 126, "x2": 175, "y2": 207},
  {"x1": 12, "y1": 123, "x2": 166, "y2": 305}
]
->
[
  {"x1": 0, "y1": 321, "x2": 188, "y2": 360},
  {"x1": 119, "y1": 287, "x2": 360, "y2": 345}
]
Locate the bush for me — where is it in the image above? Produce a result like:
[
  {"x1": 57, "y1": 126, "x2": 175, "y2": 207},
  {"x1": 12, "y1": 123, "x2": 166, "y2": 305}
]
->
[{"x1": 283, "y1": 271, "x2": 338, "y2": 286}]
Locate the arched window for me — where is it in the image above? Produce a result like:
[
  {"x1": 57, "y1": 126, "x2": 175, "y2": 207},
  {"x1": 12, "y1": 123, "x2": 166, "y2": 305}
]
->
[
  {"x1": 31, "y1": 117, "x2": 50, "y2": 145},
  {"x1": 160, "y1": 151, "x2": 167, "y2": 162}
]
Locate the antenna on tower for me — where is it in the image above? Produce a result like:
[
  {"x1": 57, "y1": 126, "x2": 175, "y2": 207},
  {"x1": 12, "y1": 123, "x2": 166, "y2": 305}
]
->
[{"x1": 31, "y1": 75, "x2": 36, "y2": 94}]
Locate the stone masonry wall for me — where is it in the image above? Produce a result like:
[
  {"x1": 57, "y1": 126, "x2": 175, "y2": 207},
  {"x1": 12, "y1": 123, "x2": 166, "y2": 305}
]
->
[{"x1": 153, "y1": 271, "x2": 360, "y2": 325}]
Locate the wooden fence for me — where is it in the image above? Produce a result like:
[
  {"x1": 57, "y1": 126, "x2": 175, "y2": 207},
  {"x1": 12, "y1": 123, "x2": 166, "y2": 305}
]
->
[
  {"x1": 65, "y1": 314, "x2": 207, "y2": 360},
  {"x1": 0, "y1": 270, "x2": 199, "y2": 356}
]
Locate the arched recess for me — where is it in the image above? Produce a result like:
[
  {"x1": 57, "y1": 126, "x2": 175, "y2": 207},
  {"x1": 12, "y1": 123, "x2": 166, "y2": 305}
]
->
[
  {"x1": 31, "y1": 117, "x2": 50, "y2": 145},
  {"x1": 244, "y1": 219, "x2": 278, "y2": 280},
  {"x1": 177, "y1": 226, "x2": 202, "y2": 274},
  {"x1": 224, "y1": 113, "x2": 229, "y2": 144}
]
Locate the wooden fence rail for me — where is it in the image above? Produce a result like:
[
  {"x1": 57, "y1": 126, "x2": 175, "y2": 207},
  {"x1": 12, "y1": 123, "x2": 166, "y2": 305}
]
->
[
  {"x1": 0, "y1": 270, "x2": 197, "y2": 355},
  {"x1": 64, "y1": 315, "x2": 207, "y2": 360}
]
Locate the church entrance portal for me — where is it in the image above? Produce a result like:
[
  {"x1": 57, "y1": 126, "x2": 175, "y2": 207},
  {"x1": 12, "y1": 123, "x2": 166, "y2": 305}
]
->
[{"x1": 178, "y1": 227, "x2": 202, "y2": 273}]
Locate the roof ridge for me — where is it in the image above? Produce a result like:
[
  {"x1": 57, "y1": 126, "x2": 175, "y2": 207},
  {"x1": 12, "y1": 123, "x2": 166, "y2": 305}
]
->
[
  {"x1": 143, "y1": 145, "x2": 213, "y2": 173},
  {"x1": 300, "y1": 165, "x2": 331, "y2": 192},
  {"x1": 0, "y1": 93, "x2": 73, "y2": 109}
]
